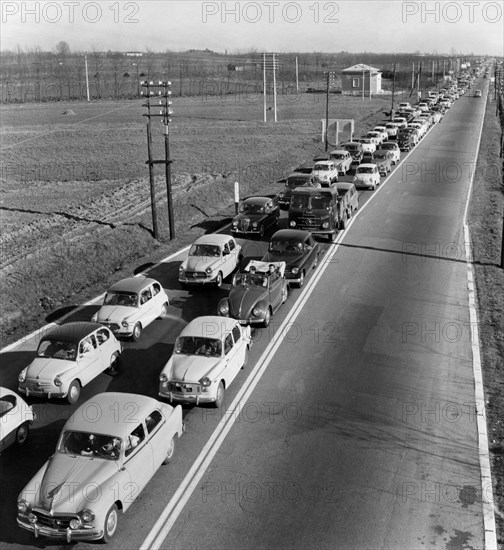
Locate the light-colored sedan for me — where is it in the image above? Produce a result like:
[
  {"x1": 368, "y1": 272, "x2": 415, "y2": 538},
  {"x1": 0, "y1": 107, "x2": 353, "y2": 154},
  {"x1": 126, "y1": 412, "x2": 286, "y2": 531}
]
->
[
  {"x1": 18, "y1": 322, "x2": 122, "y2": 404},
  {"x1": 17, "y1": 392, "x2": 183, "y2": 543},
  {"x1": 328, "y1": 149, "x2": 353, "y2": 175},
  {"x1": 358, "y1": 138, "x2": 377, "y2": 154},
  {"x1": 92, "y1": 276, "x2": 170, "y2": 342},
  {"x1": 159, "y1": 316, "x2": 251, "y2": 407},
  {"x1": 179, "y1": 234, "x2": 242, "y2": 288},
  {"x1": 353, "y1": 163, "x2": 381, "y2": 190},
  {"x1": 380, "y1": 141, "x2": 401, "y2": 164},
  {"x1": 0, "y1": 387, "x2": 35, "y2": 453}
]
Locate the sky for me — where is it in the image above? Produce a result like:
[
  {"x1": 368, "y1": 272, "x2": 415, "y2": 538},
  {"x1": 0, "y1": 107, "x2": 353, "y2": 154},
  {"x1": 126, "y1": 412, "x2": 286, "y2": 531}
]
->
[{"x1": 0, "y1": 0, "x2": 503, "y2": 55}]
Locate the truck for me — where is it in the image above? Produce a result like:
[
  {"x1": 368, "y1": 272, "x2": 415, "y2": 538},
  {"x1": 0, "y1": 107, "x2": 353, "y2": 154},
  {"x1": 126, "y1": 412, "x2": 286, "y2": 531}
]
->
[{"x1": 288, "y1": 184, "x2": 359, "y2": 241}]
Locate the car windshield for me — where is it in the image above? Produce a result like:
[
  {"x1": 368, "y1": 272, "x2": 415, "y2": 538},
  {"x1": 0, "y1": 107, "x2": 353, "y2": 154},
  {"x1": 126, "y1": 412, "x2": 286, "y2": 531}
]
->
[
  {"x1": 269, "y1": 240, "x2": 304, "y2": 254},
  {"x1": 345, "y1": 144, "x2": 359, "y2": 151},
  {"x1": 104, "y1": 291, "x2": 138, "y2": 307},
  {"x1": 0, "y1": 396, "x2": 16, "y2": 417},
  {"x1": 240, "y1": 203, "x2": 264, "y2": 214},
  {"x1": 174, "y1": 336, "x2": 222, "y2": 357},
  {"x1": 291, "y1": 194, "x2": 331, "y2": 210},
  {"x1": 314, "y1": 164, "x2": 330, "y2": 171},
  {"x1": 330, "y1": 153, "x2": 345, "y2": 160},
  {"x1": 234, "y1": 273, "x2": 265, "y2": 287},
  {"x1": 374, "y1": 153, "x2": 386, "y2": 160},
  {"x1": 294, "y1": 167, "x2": 313, "y2": 174},
  {"x1": 37, "y1": 340, "x2": 77, "y2": 360},
  {"x1": 287, "y1": 178, "x2": 309, "y2": 188},
  {"x1": 59, "y1": 430, "x2": 122, "y2": 460},
  {"x1": 357, "y1": 167, "x2": 374, "y2": 174},
  {"x1": 189, "y1": 244, "x2": 221, "y2": 257}
]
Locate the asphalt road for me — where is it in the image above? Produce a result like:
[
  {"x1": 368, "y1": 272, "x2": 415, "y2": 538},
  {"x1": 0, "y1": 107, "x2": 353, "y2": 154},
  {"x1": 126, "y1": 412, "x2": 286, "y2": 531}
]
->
[{"x1": 0, "y1": 83, "x2": 490, "y2": 549}]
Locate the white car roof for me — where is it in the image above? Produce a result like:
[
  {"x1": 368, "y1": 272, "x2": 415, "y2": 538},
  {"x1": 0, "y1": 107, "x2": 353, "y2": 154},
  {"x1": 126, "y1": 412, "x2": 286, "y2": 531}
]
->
[
  {"x1": 177, "y1": 315, "x2": 239, "y2": 339},
  {"x1": 193, "y1": 234, "x2": 233, "y2": 246}
]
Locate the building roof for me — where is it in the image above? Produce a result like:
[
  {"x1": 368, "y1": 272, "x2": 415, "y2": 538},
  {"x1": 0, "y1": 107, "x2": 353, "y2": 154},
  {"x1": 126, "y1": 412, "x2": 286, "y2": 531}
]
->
[{"x1": 342, "y1": 64, "x2": 381, "y2": 74}]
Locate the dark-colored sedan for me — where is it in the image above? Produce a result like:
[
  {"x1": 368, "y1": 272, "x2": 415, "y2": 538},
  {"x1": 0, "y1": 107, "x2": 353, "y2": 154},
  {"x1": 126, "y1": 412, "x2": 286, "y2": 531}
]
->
[
  {"x1": 262, "y1": 229, "x2": 320, "y2": 288},
  {"x1": 217, "y1": 261, "x2": 288, "y2": 327},
  {"x1": 231, "y1": 196, "x2": 279, "y2": 238}
]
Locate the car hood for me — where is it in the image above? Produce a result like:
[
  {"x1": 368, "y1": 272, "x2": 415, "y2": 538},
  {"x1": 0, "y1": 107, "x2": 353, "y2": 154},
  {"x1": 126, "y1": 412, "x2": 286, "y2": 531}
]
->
[
  {"x1": 35, "y1": 453, "x2": 118, "y2": 513},
  {"x1": 26, "y1": 358, "x2": 76, "y2": 380},
  {"x1": 234, "y1": 213, "x2": 266, "y2": 223},
  {"x1": 96, "y1": 305, "x2": 135, "y2": 323},
  {"x1": 168, "y1": 355, "x2": 222, "y2": 383},
  {"x1": 182, "y1": 256, "x2": 220, "y2": 272},
  {"x1": 228, "y1": 285, "x2": 267, "y2": 318},
  {"x1": 262, "y1": 252, "x2": 304, "y2": 271}
]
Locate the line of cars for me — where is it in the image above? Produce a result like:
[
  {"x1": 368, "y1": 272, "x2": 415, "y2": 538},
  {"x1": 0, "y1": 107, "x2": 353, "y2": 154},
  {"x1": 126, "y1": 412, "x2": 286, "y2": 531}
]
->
[{"x1": 4, "y1": 79, "x2": 471, "y2": 543}]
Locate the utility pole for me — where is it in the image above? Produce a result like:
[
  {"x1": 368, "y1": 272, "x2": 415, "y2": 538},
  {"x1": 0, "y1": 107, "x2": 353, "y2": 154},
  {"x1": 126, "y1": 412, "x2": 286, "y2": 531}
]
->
[
  {"x1": 325, "y1": 71, "x2": 335, "y2": 151},
  {"x1": 262, "y1": 53, "x2": 279, "y2": 122},
  {"x1": 141, "y1": 80, "x2": 175, "y2": 240},
  {"x1": 85, "y1": 55, "x2": 90, "y2": 102},
  {"x1": 390, "y1": 63, "x2": 399, "y2": 120}
]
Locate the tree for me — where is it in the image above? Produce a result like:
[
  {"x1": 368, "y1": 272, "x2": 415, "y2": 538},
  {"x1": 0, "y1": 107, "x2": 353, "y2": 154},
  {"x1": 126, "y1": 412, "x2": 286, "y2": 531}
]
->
[{"x1": 54, "y1": 41, "x2": 71, "y2": 58}]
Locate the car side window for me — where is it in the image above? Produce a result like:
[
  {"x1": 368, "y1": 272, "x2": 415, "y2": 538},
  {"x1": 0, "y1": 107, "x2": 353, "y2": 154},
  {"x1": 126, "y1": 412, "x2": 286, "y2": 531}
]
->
[
  {"x1": 152, "y1": 283, "x2": 161, "y2": 296},
  {"x1": 140, "y1": 288, "x2": 152, "y2": 305},
  {"x1": 224, "y1": 333, "x2": 234, "y2": 355},
  {"x1": 80, "y1": 335, "x2": 96, "y2": 355},
  {"x1": 232, "y1": 325, "x2": 241, "y2": 344},
  {"x1": 223, "y1": 243, "x2": 230, "y2": 254},
  {"x1": 96, "y1": 328, "x2": 110, "y2": 345},
  {"x1": 228, "y1": 240, "x2": 235, "y2": 252},
  {"x1": 125, "y1": 424, "x2": 145, "y2": 457},
  {"x1": 145, "y1": 410, "x2": 163, "y2": 435}
]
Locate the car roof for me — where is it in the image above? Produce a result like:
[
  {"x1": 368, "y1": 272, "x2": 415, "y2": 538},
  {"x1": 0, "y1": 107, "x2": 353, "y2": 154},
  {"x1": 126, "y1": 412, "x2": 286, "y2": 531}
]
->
[
  {"x1": 291, "y1": 186, "x2": 337, "y2": 196},
  {"x1": 108, "y1": 276, "x2": 159, "y2": 293},
  {"x1": 64, "y1": 393, "x2": 166, "y2": 436},
  {"x1": 242, "y1": 196, "x2": 272, "y2": 205},
  {"x1": 177, "y1": 315, "x2": 238, "y2": 338},
  {"x1": 382, "y1": 141, "x2": 398, "y2": 146},
  {"x1": 193, "y1": 234, "x2": 232, "y2": 245},
  {"x1": 329, "y1": 149, "x2": 348, "y2": 154},
  {"x1": 357, "y1": 163, "x2": 377, "y2": 169},
  {"x1": 287, "y1": 173, "x2": 313, "y2": 181},
  {"x1": 313, "y1": 160, "x2": 334, "y2": 166},
  {"x1": 271, "y1": 229, "x2": 312, "y2": 242},
  {"x1": 336, "y1": 182, "x2": 355, "y2": 191},
  {"x1": 41, "y1": 322, "x2": 105, "y2": 344}
]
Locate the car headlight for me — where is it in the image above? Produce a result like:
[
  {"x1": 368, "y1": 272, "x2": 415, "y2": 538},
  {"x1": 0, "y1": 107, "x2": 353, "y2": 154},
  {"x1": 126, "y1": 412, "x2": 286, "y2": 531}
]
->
[
  {"x1": 179, "y1": 265, "x2": 185, "y2": 274},
  {"x1": 54, "y1": 376, "x2": 62, "y2": 387},
  {"x1": 17, "y1": 500, "x2": 29, "y2": 513},
  {"x1": 252, "y1": 306, "x2": 261, "y2": 317},
  {"x1": 232, "y1": 220, "x2": 238, "y2": 226},
  {"x1": 289, "y1": 221, "x2": 296, "y2": 227},
  {"x1": 200, "y1": 377, "x2": 211, "y2": 387},
  {"x1": 18, "y1": 368, "x2": 27, "y2": 383},
  {"x1": 291, "y1": 267, "x2": 299, "y2": 275},
  {"x1": 252, "y1": 222, "x2": 258, "y2": 228},
  {"x1": 219, "y1": 302, "x2": 229, "y2": 316},
  {"x1": 80, "y1": 509, "x2": 95, "y2": 523},
  {"x1": 279, "y1": 192, "x2": 285, "y2": 198},
  {"x1": 159, "y1": 373, "x2": 168, "y2": 383},
  {"x1": 121, "y1": 319, "x2": 129, "y2": 328},
  {"x1": 322, "y1": 222, "x2": 329, "y2": 229},
  {"x1": 69, "y1": 518, "x2": 82, "y2": 530},
  {"x1": 205, "y1": 267, "x2": 212, "y2": 275}
]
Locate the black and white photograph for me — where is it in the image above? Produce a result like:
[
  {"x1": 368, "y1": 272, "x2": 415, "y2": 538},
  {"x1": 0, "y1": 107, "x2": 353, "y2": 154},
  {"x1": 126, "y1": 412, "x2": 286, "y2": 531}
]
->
[{"x1": 0, "y1": 1, "x2": 503, "y2": 548}]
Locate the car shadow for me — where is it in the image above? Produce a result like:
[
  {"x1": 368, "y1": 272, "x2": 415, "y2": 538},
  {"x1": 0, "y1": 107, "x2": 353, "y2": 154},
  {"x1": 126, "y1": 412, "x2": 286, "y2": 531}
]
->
[
  {"x1": 44, "y1": 305, "x2": 80, "y2": 324},
  {"x1": 0, "y1": 351, "x2": 37, "y2": 391}
]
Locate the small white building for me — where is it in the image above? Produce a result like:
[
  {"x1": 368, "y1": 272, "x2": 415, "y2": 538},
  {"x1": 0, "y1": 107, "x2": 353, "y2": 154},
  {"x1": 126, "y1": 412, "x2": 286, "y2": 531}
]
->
[{"x1": 341, "y1": 64, "x2": 382, "y2": 96}]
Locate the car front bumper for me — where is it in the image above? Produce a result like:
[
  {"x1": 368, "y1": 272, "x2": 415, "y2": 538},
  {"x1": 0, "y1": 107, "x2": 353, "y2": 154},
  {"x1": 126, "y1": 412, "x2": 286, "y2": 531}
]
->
[
  {"x1": 17, "y1": 518, "x2": 103, "y2": 542},
  {"x1": 179, "y1": 275, "x2": 219, "y2": 285},
  {"x1": 159, "y1": 387, "x2": 216, "y2": 405},
  {"x1": 18, "y1": 384, "x2": 66, "y2": 400}
]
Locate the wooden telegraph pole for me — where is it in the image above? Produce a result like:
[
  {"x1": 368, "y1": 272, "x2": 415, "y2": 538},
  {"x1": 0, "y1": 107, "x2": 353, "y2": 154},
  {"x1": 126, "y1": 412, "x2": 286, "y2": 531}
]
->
[{"x1": 141, "y1": 80, "x2": 175, "y2": 240}]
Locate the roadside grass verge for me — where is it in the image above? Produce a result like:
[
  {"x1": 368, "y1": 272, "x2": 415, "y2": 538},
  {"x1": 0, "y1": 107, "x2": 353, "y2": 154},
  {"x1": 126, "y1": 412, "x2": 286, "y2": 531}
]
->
[{"x1": 468, "y1": 97, "x2": 504, "y2": 543}]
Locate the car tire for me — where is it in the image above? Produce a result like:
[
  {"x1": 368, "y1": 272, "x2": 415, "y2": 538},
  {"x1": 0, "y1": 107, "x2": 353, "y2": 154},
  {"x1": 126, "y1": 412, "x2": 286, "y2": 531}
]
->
[
  {"x1": 132, "y1": 322, "x2": 142, "y2": 342},
  {"x1": 66, "y1": 380, "x2": 81, "y2": 405},
  {"x1": 102, "y1": 504, "x2": 119, "y2": 543},
  {"x1": 162, "y1": 437, "x2": 175, "y2": 464},
  {"x1": 213, "y1": 381, "x2": 225, "y2": 408},
  {"x1": 107, "y1": 351, "x2": 121, "y2": 376},
  {"x1": 215, "y1": 272, "x2": 223, "y2": 288},
  {"x1": 159, "y1": 302, "x2": 169, "y2": 319},
  {"x1": 329, "y1": 232, "x2": 337, "y2": 243},
  {"x1": 15, "y1": 423, "x2": 30, "y2": 447},
  {"x1": 262, "y1": 308, "x2": 271, "y2": 328},
  {"x1": 259, "y1": 225, "x2": 265, "y2": 238},
  {"x1": 297, "y1": 271, "x2": 305, "y2": 288}
]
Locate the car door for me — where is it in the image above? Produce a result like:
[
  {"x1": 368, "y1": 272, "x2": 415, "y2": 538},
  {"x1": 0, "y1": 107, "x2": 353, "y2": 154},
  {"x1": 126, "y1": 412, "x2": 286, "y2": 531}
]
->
[
  {"x1": 139, "y1": 286, "x2": 156, "y2": 326},
  {"x1": 95, "y1": 328, "x2": 117, "y2": 371},
  {"x1": 144, "y1": 409, "x2": 167, "y2": 469},
  {"x1": 305, "y1": 235, "x2": 319, "y2": 268},
  {"x1": 123, "y1": 423, "x2": 155, "y2": 495},
  {"x1": 223, "y1": 239, "x2": 239, "y2": 276},
  {"x1": 268, "y1": 270, "x2": 283, "y2": 310},
  {"x1": 222, "y1": 329, "x2": 242, "y2": 386},
  {"x1": 77, "y1": 334, "x2": 100, "y2": 386}
]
